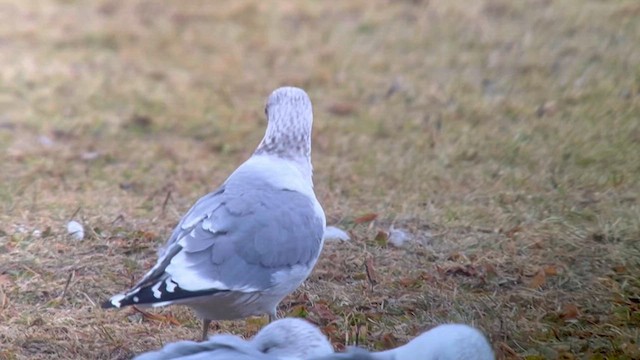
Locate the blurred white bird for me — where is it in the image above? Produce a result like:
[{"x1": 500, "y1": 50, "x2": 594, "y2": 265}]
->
[
  {"x1": 311, "y1": 324, "x2": 494, "y2": 360},
  {"x1": 102, "y1": 87, "x2": 326, "y2": 339},
  {"x1": 134, "y1": 318, "x2": 334, "y2": 360}
]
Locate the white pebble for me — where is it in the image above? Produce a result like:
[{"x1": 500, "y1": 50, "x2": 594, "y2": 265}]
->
[
  {"x1": 323, "y1": 226, "x2": 350, "y2": 242},
  {"x1": 67, "y1": 220, "x2": 85, "y2": 240}
]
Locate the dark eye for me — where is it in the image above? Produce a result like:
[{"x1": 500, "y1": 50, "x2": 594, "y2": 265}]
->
[{"x1": 264, "y1": 105, "x2": 269, "y2": 118}]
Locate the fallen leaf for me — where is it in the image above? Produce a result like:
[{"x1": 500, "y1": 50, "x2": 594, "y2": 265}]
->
[
  {"x1": 484, "y1": 263, "x2": 498, "y2": 277},
  {"x1": 310, "y1": 303, "x2": 338, "y2": 322},
  {"x1": 612, "y1": 265, "x2": 627, "y2": 274},
  {"x1": 354, "y1": 213, "x2": 378, "y2": 224},
  {"x1": 504, "y1": 225, "x2": 522, "y2": 239},
  {"x1": 443, "y1": 264, "x2": 478, "y2": 277},
  {"x1": 322, "y1": 324, "x2": 341, "y2": 345},
  {"x1": 446, "y1": 252, "x2": 467, "y2": 262},
  {"x1": 543, "y1": 265, "x2": 559, "y2": 276},
  {"x1": 398, "y1": 277, "x2": 420, "y2": 288},
  {"x1": 529, "y1": 269, "x2": 546, "y2": 289},
  {"x1": 327, "y1": 102, "x2": 356, "y2": 116},
  {"x1": 365, "y1": 257, "x2": 379, "y2": 287},
  {"x1": 560, "y1": 303, "x2": 580, "y2": 320},
  {"x1": 380, "y1": 333, "x2": 398, "y2": 348}
]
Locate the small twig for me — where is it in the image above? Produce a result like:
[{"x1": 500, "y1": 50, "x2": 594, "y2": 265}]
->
[
  {"x1": 80, "y1": 292, "x2": 96, "y2": 307},
  {"x1": 21, "y1": 265, "x2": 42, "y2": 277},
  {"x1": 111, "y1": 214, "x2": 125, "y2": 225},
  {"x1": 69, "y1": 206, "x2": 82, "y2": 221},
  {"x1": 59, "y1": 270, "x2": 75, "y2": 301},
  {"x1": 98, "y1": 324, "x2": 117, "y2": 344},
  {"x1": 162, "y1": 190, "x2": 173, "y2": 216}
]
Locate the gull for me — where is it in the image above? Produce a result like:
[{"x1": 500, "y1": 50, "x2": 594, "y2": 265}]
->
[
  {"x1": 311, "y1": 324, "x2": 494, "y2": 360},
  {"x1": 102, "y1": 87, "x2": 326, "y2": 340},
  {"x1": 134, "y1": 318, "x2": 334, "y2": 360}
]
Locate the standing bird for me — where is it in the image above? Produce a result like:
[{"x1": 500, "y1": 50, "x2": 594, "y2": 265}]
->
[
  {"x1": 133, "y1": 318, "x2": 334, "y2": 360},
  {"x1": 311, "y1": 324, "x2": 494, "y2": 360},
  {"x1": 102, "y1": 87, "x2": 326, "y2": 340}
]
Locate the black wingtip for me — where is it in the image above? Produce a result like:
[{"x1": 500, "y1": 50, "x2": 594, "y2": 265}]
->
[{"x1": 101, "y1": 282, "x2": 228, "y2": 311}]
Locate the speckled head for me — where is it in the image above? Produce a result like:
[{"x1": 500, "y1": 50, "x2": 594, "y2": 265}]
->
[{"x1": 254, "y1": 87, "x2": 314, "y2": 160}]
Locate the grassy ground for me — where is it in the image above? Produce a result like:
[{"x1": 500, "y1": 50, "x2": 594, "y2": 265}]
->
[{"x1": 1, "y1": 0, "x2": 639, "y2": 358}]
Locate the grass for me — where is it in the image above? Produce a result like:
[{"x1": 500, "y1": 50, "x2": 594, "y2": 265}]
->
[{"x1": 0, "y1": 0, "x2": 639, "y2": 358}]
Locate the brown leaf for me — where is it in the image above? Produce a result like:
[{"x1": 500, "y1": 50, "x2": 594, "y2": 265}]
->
[
  {"x1": 380, "y1": 333, "x2": 398, "y2": 348},
  {"x1": 322, "y1": 324, "x2": 341, "y2": 345},
  {"x1": 560, "y1": 303, "x2": 580, "y2": 320},
  {"x1": 310, "y1": 303, "x2": 338, "y2": 322},
  {"x1": 612, "y1": 265, "x2": 627, "y2": 274},
  {"x1": 484, "y1": 263, "x2": 498, "y2": 277},
  {"x1": 528, "y1": 269, "x2": 546, "y2": 289},
  {"x1": 446, "y1": 252, "x2": 467, "y2": 262},
  {"x1": 365, "y1": 257, "x2": 379, "y2": 287},
  {"x1": 354, "y1": 213, "x2": 378, "y2": 224},
  {"x1": 443, "y1": 264, "x2": 478, "y2": 277},
  {"x1": 543, "y1": 265, "x2": 559, "y2": 276},
  {"x1": 327, "y1": 102, "x2": 356, "y2": 116},
  {"x1": 504, "y1": 225, "x2": 522, "y2": 239},
  {"x1": 398, "y1": 277, "x2": 418, "y2": 288}
]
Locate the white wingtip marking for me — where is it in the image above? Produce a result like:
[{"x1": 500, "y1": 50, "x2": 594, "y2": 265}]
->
[
  {"x1": 165, "y1": 279, "x2": 177, "y2": 293},
  {"x1": 110, "y1": 294, "x2": 126, "y2": 308},
  {"x1": 152, "y1": 282, "x2": 162, "y2": 299}
]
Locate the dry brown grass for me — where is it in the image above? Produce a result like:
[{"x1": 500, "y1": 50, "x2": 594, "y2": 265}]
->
[{"x1": 1, "y1": 0, "x2": 639, "y2": 359}]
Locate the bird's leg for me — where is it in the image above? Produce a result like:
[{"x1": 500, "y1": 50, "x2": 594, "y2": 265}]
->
[
  {"x1": 268, "y1": 309, "x2": 278, "y2": 323},
  {"x1": 201, "y1": 319, "x2": 211, "y2": 341}
]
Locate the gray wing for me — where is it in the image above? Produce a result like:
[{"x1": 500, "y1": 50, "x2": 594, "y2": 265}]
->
[
  {"x1": 109, "y1": 180, "x2": 324, "y2": 307},
  {"x1": 166, "y1": 181, "x2": 324, "y2": 290},
  {"x1": 133, "y1": 335, "x2": 278, "y2": 360}
]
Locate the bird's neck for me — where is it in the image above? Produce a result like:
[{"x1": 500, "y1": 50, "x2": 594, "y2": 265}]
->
[
  {"x1": 254, "y1": 133, "x2": 311, "y2": 161},
  {"x1": 231, "y1": 154, "x2": 314, "y2": 195}
]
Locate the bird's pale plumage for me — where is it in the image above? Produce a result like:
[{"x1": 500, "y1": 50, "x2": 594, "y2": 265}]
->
[
  {"x1": 134, "y1": 318, "x2": 334, "y2": 360},
  {"x1": 103, "y1": 87, "x2": 325, "y2": 338},
  {"x1": 311, "y1": 324, "x2": 494, "y2": 360}
]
